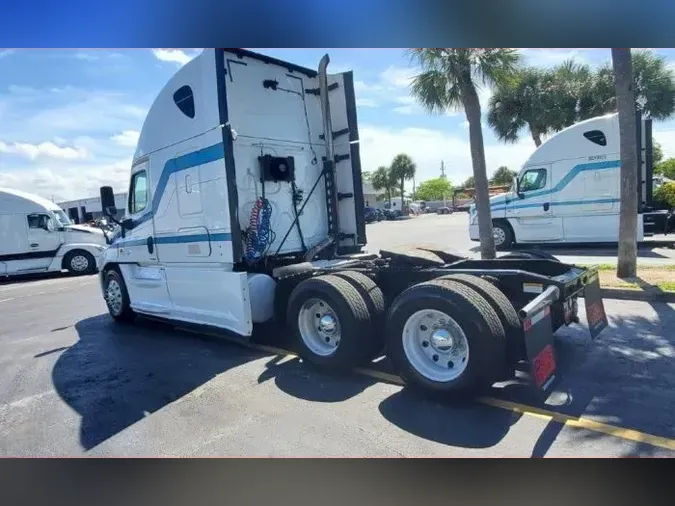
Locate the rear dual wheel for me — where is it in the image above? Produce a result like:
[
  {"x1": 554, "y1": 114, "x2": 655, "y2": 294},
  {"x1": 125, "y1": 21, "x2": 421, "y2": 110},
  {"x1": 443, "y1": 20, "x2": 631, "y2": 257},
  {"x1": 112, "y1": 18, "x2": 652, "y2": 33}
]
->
[
  {"x1": 287, "y1": 272, "x2": 384, "y2": 371},
  {"x1": 386, "y1": 277, "x2": 508, "y2": 397}
]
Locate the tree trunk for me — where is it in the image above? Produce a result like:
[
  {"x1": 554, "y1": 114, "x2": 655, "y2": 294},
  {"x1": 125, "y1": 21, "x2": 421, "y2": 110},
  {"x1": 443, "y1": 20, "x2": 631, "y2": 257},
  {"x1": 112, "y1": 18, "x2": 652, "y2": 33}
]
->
[
  {"x1": 529, "y1": 126, "x2": 542, "y2": 147},
  {"x1": 463, "y1": 85, "x2": 496, "y2": 259},
  {"x1": 400, "y1": 179, "x2": 405, "y2": 209},
  {"x1": 612, "y1": 48, "x2": 638, "y2": 278}
]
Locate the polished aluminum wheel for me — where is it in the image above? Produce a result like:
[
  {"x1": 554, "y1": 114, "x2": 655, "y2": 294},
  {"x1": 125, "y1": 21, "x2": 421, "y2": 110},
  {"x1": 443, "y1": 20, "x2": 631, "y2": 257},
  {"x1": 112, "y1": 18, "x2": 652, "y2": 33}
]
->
[
  {"x1": 401, "y1": 309, "x2": 469, "y2": 382},
  {"x1": 70, "y1": 254, "x2": 89, "y2": 272},
  {"x1": 297, "y1": 297, "x2": 341, "y2": 357},
  {"x1": 106, "y1": 279, "x2": 123, "y2": 316}
]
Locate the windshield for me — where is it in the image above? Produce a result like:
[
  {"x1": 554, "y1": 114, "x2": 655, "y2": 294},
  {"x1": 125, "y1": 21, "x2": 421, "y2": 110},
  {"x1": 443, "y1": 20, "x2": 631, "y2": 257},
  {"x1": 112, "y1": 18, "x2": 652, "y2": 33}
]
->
[{"x1": 52, "y1": 209, "x2": 73, "y2": 227}]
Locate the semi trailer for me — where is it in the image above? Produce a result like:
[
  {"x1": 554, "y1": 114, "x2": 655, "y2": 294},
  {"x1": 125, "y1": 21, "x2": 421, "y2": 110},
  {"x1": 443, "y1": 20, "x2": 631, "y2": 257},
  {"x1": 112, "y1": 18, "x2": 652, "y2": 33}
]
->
[
  {"x1": 97, "y1": 49, "x2": 607, "y2": 398},
  {"x1": 469, "y1": 112, "x2": 671, "y2": 249}
]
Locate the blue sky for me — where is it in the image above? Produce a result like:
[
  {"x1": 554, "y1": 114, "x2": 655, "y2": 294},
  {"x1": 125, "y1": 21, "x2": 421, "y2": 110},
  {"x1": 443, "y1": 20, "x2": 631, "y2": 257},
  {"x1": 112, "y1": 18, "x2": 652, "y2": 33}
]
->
[{"x1": 2, "y1": 48, "x2": 675, "y2": 202}]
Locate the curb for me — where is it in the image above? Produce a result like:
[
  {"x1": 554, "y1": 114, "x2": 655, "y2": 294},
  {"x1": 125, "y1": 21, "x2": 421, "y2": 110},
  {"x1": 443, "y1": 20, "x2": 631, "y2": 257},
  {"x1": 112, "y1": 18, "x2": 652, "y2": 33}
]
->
[{"x1": 600, "y1": 288, "x2": 675, "y2": 303}]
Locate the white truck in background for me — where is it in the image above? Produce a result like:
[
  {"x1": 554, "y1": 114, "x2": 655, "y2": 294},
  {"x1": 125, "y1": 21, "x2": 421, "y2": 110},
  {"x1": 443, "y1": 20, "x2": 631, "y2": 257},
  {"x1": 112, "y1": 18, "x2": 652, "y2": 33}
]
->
[
  {"x1": 0, "y1": 188, "x2": 106, "y2": 278},
  {"x1": 470, "y1": 113, "x2": 668, "y2": 249}
]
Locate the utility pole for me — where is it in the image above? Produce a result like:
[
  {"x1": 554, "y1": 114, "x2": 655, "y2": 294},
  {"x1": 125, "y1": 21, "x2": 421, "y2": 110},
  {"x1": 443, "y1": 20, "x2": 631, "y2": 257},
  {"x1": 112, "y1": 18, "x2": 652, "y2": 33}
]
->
[{"x1": 440, "y1": 160, "x2": 446, "y2": 179}]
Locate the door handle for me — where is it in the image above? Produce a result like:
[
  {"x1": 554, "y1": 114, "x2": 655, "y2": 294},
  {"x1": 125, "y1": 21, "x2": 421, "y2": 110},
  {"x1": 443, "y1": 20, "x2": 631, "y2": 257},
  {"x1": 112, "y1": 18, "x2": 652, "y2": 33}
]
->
[
  {"x1": 147, "y1": 236, "x2": 154, "y2": 254},
  {"x1": 30, "y1": 243, "x2": 39, "y2": 248},
  {"x1": 543, "y1": 203, "x2": 550, "y2": 211}
]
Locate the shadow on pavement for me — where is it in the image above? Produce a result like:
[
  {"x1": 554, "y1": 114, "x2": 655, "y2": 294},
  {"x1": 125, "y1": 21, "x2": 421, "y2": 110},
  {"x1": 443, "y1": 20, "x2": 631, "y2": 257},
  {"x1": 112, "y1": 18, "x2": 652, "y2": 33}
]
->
[
  {"x1": 0, "y1": 271, "x2": 79, "y2": 286},
  {"x1": 494, "y1": 300, "x2": 675, "y2": 457},
  {"x1": 52, "y1": 314, "x2": 267, "y2": 450},
  {"x1": 257, "y1": 356, "x2": 376, "y2": 403},
  {"x1": 378, "y1": 390, "x2": 521, "y2": 449}
]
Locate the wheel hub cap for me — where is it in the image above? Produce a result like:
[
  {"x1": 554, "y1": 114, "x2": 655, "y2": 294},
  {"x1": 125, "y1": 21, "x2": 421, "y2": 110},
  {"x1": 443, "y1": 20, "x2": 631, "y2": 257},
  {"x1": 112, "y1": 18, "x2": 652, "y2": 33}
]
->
[
  {"x1": 297, "y1": 298, "x2": 341, "y2": 357},
  {"x1": 319, "y1": 314, "x2": 337, "y2": 333},
  {"x1": 430, "y1": 328, "x2": 454, "y2": 352},
  {"x1": 106, "y1": 280, "x2": 123, "y2": 315},
  {"x1": 401, "y1": 309, "x2": 470, "y2": 382},
  {"x1": 71, "y1": 255, "x2": 88, "y2": 271},
  {"x1": 494, "y1": 228, "x2": 506, "y2": 245}
]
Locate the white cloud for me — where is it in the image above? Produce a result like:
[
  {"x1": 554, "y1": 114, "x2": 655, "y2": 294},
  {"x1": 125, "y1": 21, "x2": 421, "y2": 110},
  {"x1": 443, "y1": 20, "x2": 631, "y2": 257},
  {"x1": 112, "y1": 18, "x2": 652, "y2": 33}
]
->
[
  {"x1": 111, "y1": 130, "x2": 140, "y2": 147},
  {"x1": 0, "y1": 159, "x2": 132, "y2": 202},
  {"x1": 75, "y1": 52, "x2": 99, "y2": 61},
  {"x1": 359, "y1": 124, "x2": 534, "y2": 189},
  {"x1": 380, "y1": 65, "x2": 419, "y2": 88},
  {"x1": 152, "y1": 49, "x2": 200, "y2": 66},
  {"x1": 653, "y1": 128, "x2": 675, "y2": 159},
  {"x1": 355, "y1": 98, "x2": 378, "y2": 108},
  {"x1": 0, "y1": 140, "x2": 88, "y2": 161},
  {"x1": 0, "y1": 49, "x2": 15, "y2": 59},
  {"x1": 522, "y1": 48, "x2": 596, "y2": 67}
]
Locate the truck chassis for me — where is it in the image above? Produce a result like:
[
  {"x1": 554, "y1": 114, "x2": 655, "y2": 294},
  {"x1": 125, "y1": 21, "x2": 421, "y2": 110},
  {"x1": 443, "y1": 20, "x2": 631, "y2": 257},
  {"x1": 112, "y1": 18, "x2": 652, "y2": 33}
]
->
[{"x1": 265, "y1": 246, "x2": 607, "y2": 398}]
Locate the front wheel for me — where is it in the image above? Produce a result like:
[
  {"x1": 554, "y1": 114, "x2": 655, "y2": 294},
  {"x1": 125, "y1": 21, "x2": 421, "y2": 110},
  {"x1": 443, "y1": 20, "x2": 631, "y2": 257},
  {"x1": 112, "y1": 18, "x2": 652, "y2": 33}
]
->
[
  {"x1": 64, "y1": 250, "x2": 96, "y2": 275},
  {"x1": 103, "y1": 269, "x2": 136, "y2": 322},
  {"x1": 492, "y1": 221, "x2": 514, "y2": 251}
]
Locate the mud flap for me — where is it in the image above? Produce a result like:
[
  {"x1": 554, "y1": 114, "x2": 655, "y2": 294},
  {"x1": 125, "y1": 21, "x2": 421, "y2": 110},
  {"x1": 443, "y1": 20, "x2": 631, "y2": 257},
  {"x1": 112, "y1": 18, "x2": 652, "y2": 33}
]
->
[
  {"x1": 584, "y1": 272, "x2": 608, "y2": 340},
  {"x1": 523, "y1": 305, "x2": 557, "y2": 394}
]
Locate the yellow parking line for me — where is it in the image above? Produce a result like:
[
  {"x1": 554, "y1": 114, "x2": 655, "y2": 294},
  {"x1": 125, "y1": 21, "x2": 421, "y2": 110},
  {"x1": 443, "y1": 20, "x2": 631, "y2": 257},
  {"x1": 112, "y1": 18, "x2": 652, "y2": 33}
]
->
[{"x1": 175, "y1": 325, "x2": 675, "y2": 452}]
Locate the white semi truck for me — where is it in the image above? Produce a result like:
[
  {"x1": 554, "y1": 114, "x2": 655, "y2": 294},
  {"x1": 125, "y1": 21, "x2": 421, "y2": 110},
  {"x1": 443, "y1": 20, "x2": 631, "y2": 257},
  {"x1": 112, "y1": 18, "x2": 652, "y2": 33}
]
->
[
  {"x1": 470, "y1": 113, "x2": 668, "y2": 249},
  {"x1": 0, "y1": 187, "x2": 106, "y2": 277},
  {"x1": 97, "y1": 49, "x2": 608, "y2": 398}
]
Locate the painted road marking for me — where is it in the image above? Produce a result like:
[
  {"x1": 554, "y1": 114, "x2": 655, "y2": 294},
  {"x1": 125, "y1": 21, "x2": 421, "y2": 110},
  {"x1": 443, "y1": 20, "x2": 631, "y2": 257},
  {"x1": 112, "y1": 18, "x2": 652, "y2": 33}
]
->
[
  {"x1": 0, "y1": 286, "x2": 87, "y2": 304},
  {"x1": 174, "y1": 324, "x2": 675, "y2": 452}
]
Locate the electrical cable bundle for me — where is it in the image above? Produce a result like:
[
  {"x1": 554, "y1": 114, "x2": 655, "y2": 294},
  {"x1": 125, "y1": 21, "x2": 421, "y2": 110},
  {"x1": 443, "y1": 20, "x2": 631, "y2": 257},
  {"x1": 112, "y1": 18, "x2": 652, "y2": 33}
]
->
[{"x1": 244, "y1": 197, "x2": 275, "y2": 263}]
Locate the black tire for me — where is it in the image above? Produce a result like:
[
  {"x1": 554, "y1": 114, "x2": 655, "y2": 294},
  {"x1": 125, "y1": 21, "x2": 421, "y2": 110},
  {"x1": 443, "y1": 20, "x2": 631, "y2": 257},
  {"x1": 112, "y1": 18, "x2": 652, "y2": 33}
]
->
[
  {"x1": 287, "y1": 274, "x2": 374, "y2": 371},
  {"x1": 439, "y1": 274, "x2": 522, "y2": 379},
  {"x1": 63, "y1": 249, "x2": 97, "y2": 275},
  {"x1": 103, "y1": 268, "x2": 136, "y2": 322},
  {"x1": 333, "y1": 271, "x2": 386, "y2": 355},
  {"x1": 492, "y1": 221, "x2": 514, "y2": 251},
  {"x1": 386, "y1": 279, "x2": 506, "y2": 398}
]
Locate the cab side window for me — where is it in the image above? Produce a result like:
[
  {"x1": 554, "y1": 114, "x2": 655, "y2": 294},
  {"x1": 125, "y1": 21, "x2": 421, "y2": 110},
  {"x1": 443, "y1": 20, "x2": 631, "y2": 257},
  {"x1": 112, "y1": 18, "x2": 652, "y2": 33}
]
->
[
  {"x1": 519, "y1": 168, "x2": 547, "y2": 192},
  {"x1": 129, "y1": 170, "x2": 149, "y2": 214},
  {"x1": 27, "y1": 214, "x2": 49, "y2": 230}
]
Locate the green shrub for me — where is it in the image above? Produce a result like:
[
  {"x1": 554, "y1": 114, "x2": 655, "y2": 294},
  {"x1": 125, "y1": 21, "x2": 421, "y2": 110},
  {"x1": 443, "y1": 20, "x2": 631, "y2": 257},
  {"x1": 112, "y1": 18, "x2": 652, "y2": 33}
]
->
[{"x1": 654, "y1": 181, "x2": 675, "y2": 208}]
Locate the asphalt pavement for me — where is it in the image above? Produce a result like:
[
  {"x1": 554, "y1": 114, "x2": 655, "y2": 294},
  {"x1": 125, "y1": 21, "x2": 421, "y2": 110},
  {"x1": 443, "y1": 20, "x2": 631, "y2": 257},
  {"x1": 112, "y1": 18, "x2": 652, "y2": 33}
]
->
[
  {"x1": 1, "y1": 271, "x2": 675, "y2": 457},
  {"x1": 365, "y1": 213, "x2": 675, "y2": 266}
]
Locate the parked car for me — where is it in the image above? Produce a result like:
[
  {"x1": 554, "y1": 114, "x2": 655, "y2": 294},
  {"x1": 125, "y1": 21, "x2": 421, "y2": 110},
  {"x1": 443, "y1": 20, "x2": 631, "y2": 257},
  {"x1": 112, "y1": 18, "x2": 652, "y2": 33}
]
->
[
  {"x1": 437, "y1": 206, "x2": 454, "y2": 215},
  {"x1": 364, "y1": 206, "x2": 379, "y2": 223},
  {"x1": 375, "y1": 209, "x2": 384, "y2": 221}
]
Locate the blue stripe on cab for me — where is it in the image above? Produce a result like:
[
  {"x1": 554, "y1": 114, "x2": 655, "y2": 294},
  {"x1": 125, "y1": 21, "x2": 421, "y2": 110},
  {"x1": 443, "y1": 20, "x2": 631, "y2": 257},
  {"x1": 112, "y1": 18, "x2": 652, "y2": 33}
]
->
[{"x1": 491, "y1": 159, "x2": 620, "y2": 210}]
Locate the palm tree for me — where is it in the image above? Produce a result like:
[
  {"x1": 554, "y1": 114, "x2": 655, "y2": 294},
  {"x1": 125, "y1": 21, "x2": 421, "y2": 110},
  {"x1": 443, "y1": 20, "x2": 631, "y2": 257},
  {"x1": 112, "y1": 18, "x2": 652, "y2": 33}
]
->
[
  {"x1": 390, "y1": 154, "x2": 416, "y2": 209},
  {"x1": 487, "y1": 67, "x2": 556, "y2": 147},
  {"x1": 408, "y1": 48, "x2": 521, "y2": 259},
  {"x1": 589, "y1": 50, "x2": 675, "y2": 121},
  {"x1": 371, "y1": 165, "x2": 396, "y2": 205},
  {"x1": 612, "y1": 49, "x2": 638, "y2": 278}
]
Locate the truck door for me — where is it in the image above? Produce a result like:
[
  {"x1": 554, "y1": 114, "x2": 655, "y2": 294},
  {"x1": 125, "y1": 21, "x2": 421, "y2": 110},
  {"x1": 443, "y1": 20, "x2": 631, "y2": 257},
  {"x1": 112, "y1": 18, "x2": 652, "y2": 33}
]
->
[
  {"x1": 116, "y1": 160, "x2": 172, "y2": 315},
  {"x1": 506, "y1": 164, "x2": 563, "y2": 242},
  {"x1": 24, "y1": 213, "x2": 63, "y2": 270}
]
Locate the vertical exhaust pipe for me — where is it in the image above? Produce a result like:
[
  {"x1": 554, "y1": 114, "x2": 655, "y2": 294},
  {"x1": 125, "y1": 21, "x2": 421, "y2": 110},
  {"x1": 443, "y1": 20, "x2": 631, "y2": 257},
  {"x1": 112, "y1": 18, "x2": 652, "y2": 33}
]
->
[{"x1": 312, "y1": 53, "x2": 340, "y2": 259}]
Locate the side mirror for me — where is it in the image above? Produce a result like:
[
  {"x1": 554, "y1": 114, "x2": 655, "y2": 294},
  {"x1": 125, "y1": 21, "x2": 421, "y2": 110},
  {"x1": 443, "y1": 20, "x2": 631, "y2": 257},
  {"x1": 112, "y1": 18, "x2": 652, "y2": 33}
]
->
[
  {"x1": 100, "y1": 186, "x2": 117, "y2": 217},
  {"x1": 515, "y1": 178, "x2": 525, "y2": 199},
  {"x1": 121, "y1": 218, "x2": 134, "y2": 230},
  {"x1": 45, "y1": 218, "x2": 55, "y2": 232}
]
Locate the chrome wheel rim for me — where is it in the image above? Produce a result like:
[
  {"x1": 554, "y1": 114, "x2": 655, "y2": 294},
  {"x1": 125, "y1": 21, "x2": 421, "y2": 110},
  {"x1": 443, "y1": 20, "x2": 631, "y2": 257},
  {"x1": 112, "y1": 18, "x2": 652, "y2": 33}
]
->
[
  {"x1": 493, "y1": 227, "x2": 506, "y2": 246},
  {"x1": 106, "y1": 279, "x2": 123, "y2": 316},
  {"x1": 402, "y1": 309, "x2": 469, "y2": 382},
  {"x1": 71, "y1": 255, "x2": 89, "y2": 272},
  {"x1": 297, "y1": 297, "x2": 341, "y2": 357}
]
